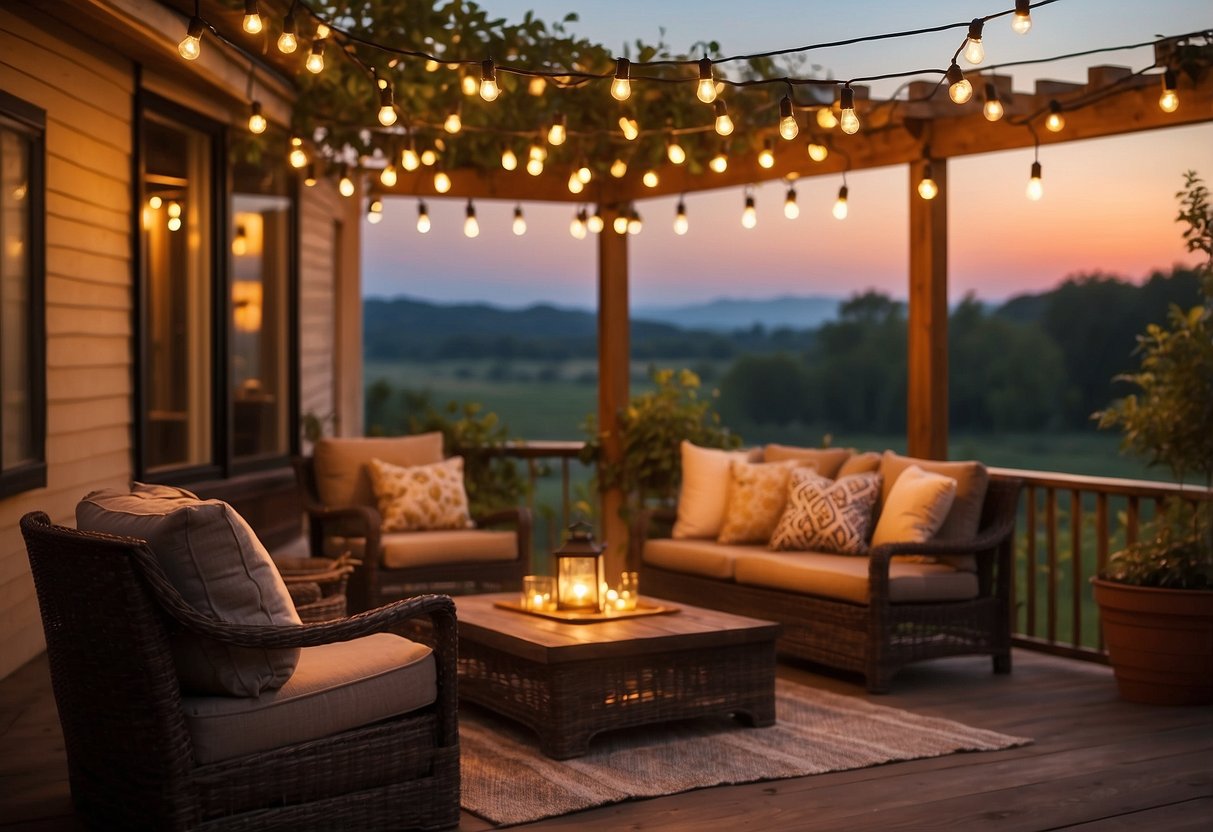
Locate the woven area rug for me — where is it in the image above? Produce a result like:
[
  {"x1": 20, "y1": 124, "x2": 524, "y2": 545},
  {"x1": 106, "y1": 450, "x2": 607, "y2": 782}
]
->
[{"x1": 460, "y1": 679, "x2": 1031, "y2": 826}]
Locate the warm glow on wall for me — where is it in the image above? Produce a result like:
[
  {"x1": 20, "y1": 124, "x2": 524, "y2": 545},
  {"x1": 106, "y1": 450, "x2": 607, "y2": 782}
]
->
[{"x1": 232, "y1": 280, "x2": 263, "y2": 333}]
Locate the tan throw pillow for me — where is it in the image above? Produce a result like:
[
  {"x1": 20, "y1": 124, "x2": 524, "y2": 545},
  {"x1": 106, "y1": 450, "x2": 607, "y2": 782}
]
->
[
  {"x1": 763, "y1": 444, "x2": 852, "y2": 479},
  {"x1": 717, "y1": 460, "x2": 803, "y2": 544},
  {"x1": 672, "y1": 442, "x2": 760, "y2": 539},
  {"x1": 368, "y1": 456, "x2": 473, "y2": 532},
  {"x1": 770, "y1": 470, "x2": 882, "y2": 555},
  {"x1": 313, "y1": 433, "x2": 444, "y2": 508},
  {"x1": 837, "y1": 451, "x2": 881, "y2": 479},
  {"x1": 870, "y1": 464, "x2": 957, "y2": 548},
  {"x1": 76, "y1": 483, "x2": 301, "y2": 697},
  {"x1": 877, "y1": 452, "x2": 989, "y2": 541}
]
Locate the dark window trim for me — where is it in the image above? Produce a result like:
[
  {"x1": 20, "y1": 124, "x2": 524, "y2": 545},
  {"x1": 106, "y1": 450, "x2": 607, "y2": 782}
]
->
[{"x1": 0, "y1": 90, "x2": 47, "y2": 500}]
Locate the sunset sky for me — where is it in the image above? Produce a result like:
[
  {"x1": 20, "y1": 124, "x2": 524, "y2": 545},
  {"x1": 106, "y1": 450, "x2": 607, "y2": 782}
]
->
[{"x1": 361, "y1": 1, "x2": 1213, "y2": 309}]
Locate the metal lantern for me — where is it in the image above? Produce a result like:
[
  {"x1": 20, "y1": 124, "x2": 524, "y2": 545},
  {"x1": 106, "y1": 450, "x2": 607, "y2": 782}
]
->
[{"x1": 553, "y1": 521, "x2": 605, "y2": 612}]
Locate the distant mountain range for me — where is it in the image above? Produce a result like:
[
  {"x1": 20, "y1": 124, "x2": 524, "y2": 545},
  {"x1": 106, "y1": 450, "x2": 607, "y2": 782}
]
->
[{"x1": 632, "y1": 295, "x2": 842, "y2": 332}]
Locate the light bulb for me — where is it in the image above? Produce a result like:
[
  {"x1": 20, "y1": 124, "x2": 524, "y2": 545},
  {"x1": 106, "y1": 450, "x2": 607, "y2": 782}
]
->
[
  {"x1": 758, "y1": 140, "x2": 775, "y2": 169},
  {"x1": 315, "y1": 23, "x2": 330, "y2": 39},
  {"x1": 963, "y1": 20, "x2": 985, "y2": 65},
  {"x1": 1045, "y1": 102, "x2": 1065, "y2": 132},
  {"x1": 529, "y1": 76, "x2": 547, "y2": 96},
  {"x1": 513, "y1": 206, "x2": 527, "y2": 236},
  {"x1": 425, "y1": 59, "x2": 440, "y2": 72},
  {"x1": 577, "y1": 164, "x2": 592, "y2": 184},
  {"x1": 232, "y1": 226, "x2": 248, "y2": 255},
  {"x1": 779, "y1": 95, "x2": 799, "y2": 140},
  {"x1": 526, "y1": 158, "x2": 543, "y2": 176},
  {"x1": 277, "y1": 13, "x2": 297, "y2": 53},
  {"x1": 420, "y1": 149, "x2": 437, "y2": 166},
  {"x1": 380, "y1": 164, "x2": 397, "y2": 187},
  {"x1": 611, "y1": 58, "x2": 631, "y2": 101},
  {"x1": 627, "y1": 213, "x2": 642, "y2": 235},
  {"x1": 480, "y1": 59, "x2": 500, "y2": 102},
  {"x1": 547, "y1": 116, "x2": 567, "y2": 146},
  {"x1": 1159, "y1": 70, "x2": 1179, "y2": 113},
  {"x1": 367, "y1": 199, "x2": 383, "y2": 224},
  {"x1": 306, "y1": 41, "x2": 325, "y2": 74},
  {"x1": 377, "y1": 85, "x2": 397, "y2": 126},
  {"x1": 918, "y1": 168, "x2": 938, "y2": 200},
  {"x1": 642, "y1": 170, "x2": 658, "y2": 188},
  {"x1": 464, "y1": 202, "x2": 479, "y2": 238},
  {"x1": 674, "y1": 201, "x2": 689, "y2": 235},
  {"x1": 148, "y1": 196, "x2": 162, "y2": 209},
  {"x1": 947, "y1": 64, "x2": 972, "y2": 104},
  {"x1": 697, "y1": 58, "x2": 717, "y2": 103},
  {"x1": 741, "y1": 195, "x2": 757, "y2": 229},
  {"x1": 1012, "y1": 0, "x2": 1032, "y2": 34},
  {"x1": 460, "y1": 74, "x2": 478, "y2": 96},
  {"x1": 178, "y1": 17, "x2": 204, "y2": 60},
  {"x1": 501, "y1": 147, "x2": 518, "y2": 171},
  {"x1": 570, "y1": 210, "x2": 587, "y2": 240},
  {"x1": 588, "y1": 213, "x2": 604, "y2": 233},
  {"x1": 242, "y1": 1, "x2": 262, "y2": 34},
  {"x1": 529, "y1": 143, "x2": 547, "y2": 162},
  {"x1": 166, "y1": 201, "x2": 181, "y2": 218},
  {"x1": 619, "y1": 116, "x2": 639, "y2": 141},
  {"x1": 416, "y1": 202, "x2": 431, "y2": 233},
  {"x1": 816, "y1": 107, "x2": 838, "y2": 130},
  {"x1": 839, "y1": 87, "x2": 859, "y2": 134},
  {"x1": 613, "y1": 215, "x2": 629, "y2": 234},
  {"x1": 807, "y1": 142, "x2": 828, "y2": 162},
  {"x1": 1026, "y1": 161, "x2": 1043, "y2": 201},
  {"x1": 443, "y1": 109, "x2": 461, "y2": 134},
  {"x1": 338, "y1": 173, "x2": 355, "y2": 198},
  {"x1": 983, "y1": 83, "x2": 1004, "y2": 122},
  {"x1": 434, "y1": 171, "x2": 451, "y2": 193},
  {"x1": 709, "y1": 150, "x2": 728, "y2": 173},
  {"x1": 833, "y1": 185, "x2": 848, "y2": 220},
  {"x1": 304, "y1": 164, "x2": 317, "y2": 187},
  {"x1": 667, "y1": 139, "x2": 686, "y2": 165},
  {"x1": 610, "y1": 158, "x2": 627, "y2": 178},
  {"x1": 248, "y1": 102, "x2": 267, "y2": 134},
  {"x1": 402, "y1": 144, "x2": 420, "y2": 171},
  {"x1": 784, "y1": 187, "x2": 799, "y2": 219},
  {"x1": 714, "y1": 100, "x2": 734, "y2": 136},
  {"x1": 167, "y1": 216, "x2": 182, "y2": 232},
  {"x1": 288, "y1": 137, "x2": 307, "y2": 168},
  {"x1": 568, "y1": 172, "x2": 584, "y2": 194}
]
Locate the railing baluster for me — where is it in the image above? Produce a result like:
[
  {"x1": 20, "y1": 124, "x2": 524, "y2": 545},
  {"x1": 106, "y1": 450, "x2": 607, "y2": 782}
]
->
[
  {"x1": 1046, "y1": 487, "x2": 1058, "y2": 645},
  {"x1": 1096, "y1": 492, "x2": 1109, "y2": 652},
  {"x1": 1070, "y1": 489, "x2": 1082, "y2": 649},
  {"x1": 1025, "y1": 485, "x2": 1037, "y2": 639},
  {"x1": 1126, "y1": 496, "x2": 1139, "y2": 546}
]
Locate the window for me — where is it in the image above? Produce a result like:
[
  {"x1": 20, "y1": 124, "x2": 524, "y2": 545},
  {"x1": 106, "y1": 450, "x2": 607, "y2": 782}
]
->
[{"x1": 0, "y1": 91, "x2": 46, "y2": 499}]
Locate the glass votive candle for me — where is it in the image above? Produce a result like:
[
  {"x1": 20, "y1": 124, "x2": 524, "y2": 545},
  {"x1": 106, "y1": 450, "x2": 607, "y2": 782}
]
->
[
  {"x1": 522, "y1": 575, "x2": 555, "y2": 611},
  {"x1": 619, "y1": 571, "x2": 639, "y2": 610}
]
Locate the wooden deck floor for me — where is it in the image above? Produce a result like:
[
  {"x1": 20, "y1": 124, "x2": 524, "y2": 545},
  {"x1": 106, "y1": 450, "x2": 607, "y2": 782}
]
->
[{"x1": 2, "y1": 649, "x2": 1210, "y2": 831}]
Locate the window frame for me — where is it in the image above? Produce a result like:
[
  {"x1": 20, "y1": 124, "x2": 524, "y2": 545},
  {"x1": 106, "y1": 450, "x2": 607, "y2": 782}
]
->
[{"x1": 0, "y1": 89, "x2": 47, "y2": 500}]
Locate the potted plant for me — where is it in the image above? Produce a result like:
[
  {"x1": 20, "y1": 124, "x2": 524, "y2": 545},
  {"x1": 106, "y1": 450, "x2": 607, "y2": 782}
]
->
[{"x1": 1094, "y1": 171, "x2": 1213, "y2": 705}]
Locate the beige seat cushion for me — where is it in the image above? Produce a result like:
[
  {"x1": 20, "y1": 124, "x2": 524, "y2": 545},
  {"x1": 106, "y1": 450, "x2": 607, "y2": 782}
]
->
[
  {"x1": 182, "y1": 633, "x2": 435, "y2": 764},
  {"x1": 367, "y1": 456, "x2": 473, "y2": 532},
  {"x1": 313, "y1": 433, "x2": 444, "y2": 508},
  {"x1": 734, "y1": 551, "x2": 979, "y2": 605},
  {"x1": 77, "y1": 483, "x2": 301, "y2": 697},
  {"x1": 871, "y1": 464, "x2": 957, "y2": 548},
  {"x1": 837, "y1": 451, "x2": 881, "y2": 479},
  {"x1": 763, "y1": 444, "x2": 853, "y2": 479},
  {"x1": 642, "y1": 538, "x2": 767, "y2": 580},
  {"x1": 672, "y1": 442, "x2": 760, "y2": 539},
  {"x1": 717, "y1": 459, "x2": 801, "y2": 544},
  {"x1": 325, "y1": 529, "x2": 518, "y2": 569}
]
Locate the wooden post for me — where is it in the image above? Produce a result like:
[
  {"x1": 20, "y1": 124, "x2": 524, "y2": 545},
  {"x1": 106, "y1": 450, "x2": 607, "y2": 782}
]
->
[
  {"x1": 597, "y1": 207, "x2": 630, "y2": 577},
  {"x1": 907, "y1": 157, "x2": 948, "y2": 460}
]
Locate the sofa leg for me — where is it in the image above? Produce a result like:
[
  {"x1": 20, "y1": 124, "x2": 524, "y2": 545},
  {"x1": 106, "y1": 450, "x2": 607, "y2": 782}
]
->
[{"x1": 992, "y1": 652, "x2": 1012, "y2": 675}]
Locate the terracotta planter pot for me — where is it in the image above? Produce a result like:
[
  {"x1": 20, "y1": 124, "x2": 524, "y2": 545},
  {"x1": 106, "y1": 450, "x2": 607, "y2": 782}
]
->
[{"x1": 1092, "y1": 578, "x2": 1213, "y2": 706}]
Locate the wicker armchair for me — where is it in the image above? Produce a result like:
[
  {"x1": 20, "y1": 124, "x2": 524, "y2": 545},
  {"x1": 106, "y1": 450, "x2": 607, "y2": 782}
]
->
[
  {"x1": 294, "y1": 451, "x2": 531, "y2": 612},
  {"x1": 20, "y1": 511, "x2": 460, "y2": 832}
]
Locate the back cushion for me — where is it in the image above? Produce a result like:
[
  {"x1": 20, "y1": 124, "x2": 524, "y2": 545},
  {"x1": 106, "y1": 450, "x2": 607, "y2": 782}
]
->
[
  {"x1": 77, "y1": 483, "x2": 301, "y2": 697},
  {"x1": 763, "y1": 444, "x2": 853, "y2": 479},
  {"x1": 877, "y1": 452, "x2": 989, "y2": 542},
  {"x1": 313, "y1": 433, "x2": 444, "y2": 508},
  {"x1": 673, "y1": 441, "x2": 760, "y2": 539}
]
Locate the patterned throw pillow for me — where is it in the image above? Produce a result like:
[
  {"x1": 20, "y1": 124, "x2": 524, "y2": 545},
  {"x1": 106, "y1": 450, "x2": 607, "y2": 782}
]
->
[
  {"x1": 717, "y1": 460, "x2": 804, "y2": 544},
  {"x1": 367, "y1": 456, "x2": 473, "y2": 532},
  {"x1": 769, "y1": 469, "x2": 882, "y2": 555}
]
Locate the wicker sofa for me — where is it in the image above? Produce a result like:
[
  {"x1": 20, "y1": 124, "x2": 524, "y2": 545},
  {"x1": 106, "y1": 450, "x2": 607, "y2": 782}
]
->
[{"x1": 631, "y1": 447, "x2": 1023, "y2": 693}]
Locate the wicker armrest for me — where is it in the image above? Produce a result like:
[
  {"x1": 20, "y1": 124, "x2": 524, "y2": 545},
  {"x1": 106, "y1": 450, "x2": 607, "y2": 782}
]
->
[{"x1": 474, "y1": 506, "x2": 531, "y2": 529}]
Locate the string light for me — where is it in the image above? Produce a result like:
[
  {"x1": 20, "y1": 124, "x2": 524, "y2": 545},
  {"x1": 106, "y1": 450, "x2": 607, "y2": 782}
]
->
[
  {"x1": 613, "y1": 212, "x2": 629, "y2": 234},
  {"x1": 674, "y1": 199, "x2": 689, "y2": 235},
  {"x1": 303, "y1": 164, "x2": 317, "y2": 187},
  {"x1": 480, "y1": 59, "x2": 500, "y2": 101},
  {"x1": 460, "y1": 73, "x2": 478, "y2": 96},
  {"x1": 696, "y1": 58, "x2": 717, "y2": 104},
  {"x1": 1027, "y1": 160, "x2": 1043, "y2": 200},
  {"x1": 963, "y1": 19, "x2": 985, "y2": 65},
  {"x1": 1159, "y1": 69, "x2": 1179, "y2": 113},
  {"x1": 527, "y1": 142, "x2": 545, "y2": 176},
  {"x1": 377, "y1": 86, "x2": 397, "y2": 126},
  {"x1": 568, "y1": 171, "x2": 584, "y2": 194},
  {"x1": 288, "y1": 136, "x2": 308, "y2": 168},
  {"x1": 434, "y1": 169, "x2": 453, "y2": 193},
  {"x1": 833, "y1": 184, "x2": 849, "y2": 220},
  {"x1": 420, "y1": 148, "x2": 438, "y2": 166},
  {"x1": 417, "y1": 200, "x2": 431, "y2": 233},
  {"x1": 367, "y1": 198, "x2": 383, "y2": 224},
  {"x1": 178, "y1": 17, "x2": 204, "y2": 60},
  {"x1": 642, "y1": 169, "x2": 659, "y2": 188},
  {"x1": 306, "y1": 39, "x2": 325, "y2": 74},
  {"x1": 839, "y1": 86, "x2": 859, "y2": 135},
  {"x1": 588, "y1": 210, "x2": 604, "y2": 233},
  {"x1": 983, "y1": 83, "x2": 1004, "y2": 122},
  {"x1": 167, "y1": 201, "x2": 182, "y2": 218},
  {"x1": 611, "y1": 58, "x2": 632, "y2": 101},
  {"x1": 501, "y1": 145, "x2": 518, "y2": 170},
  {"x1": 619, "y1": 115, "x2": 640, "y2": 141},
  {"x1": 148, "y1": 196, "x2": 162, "y2": 209},
  {"x1": 709, "y1": 147, "x2": 728, "y2": 173},
  {"x1": 713, "y1": 100, "x2": 734, "y2": 136},
  {"x1": 667, "y1": 137, "x2": 687, "y2": 165},
  {"x1": 816, "y1": 106, "x2": 838, "y2": 130},
  {"x1": 242, "y1": 1, "x2": 262, "y2": 35},
  {"x1": 784, "y1": 185, "x2": 799, "y2": 219},
  {"x1": 380, "y1": 161, "x2": 397, "y2": 187},
  {"x1": 741, "y1": 193, "x2": 757, "y2": 229},
  {"x1": 547, "y1": 114, "x2": 567, "y2": 146},
  {"x1": 443, "y1": 105, "x2": 462, "y2": 134},
  {"x1": 277, "y1": 11, "x2": 297, "y2": 53},
  {"x1": 528, "y1": 76, "x2": 547, "y2": 96},
  {"x1": 464, "y1": 200, "x2": 480, "y2": 238},
  {"x1": 778, "y1": 95, "x2": 799, "y2": 140},
  {"x1": 315, "y1": 22, "x2": 330, "y2": 39},
  {"x1": 573, "y1": 162, "x2": 592, "y2": 184},
  {"x1": 248, "y1": 101, "x2": 267, "y2": 134},
  {"x1": 946, "y1": 63, "x2": 973, "y2": 104},
  {"x1": 807, "y1": 142, "x2": 828, "y2": 162},
  {"x1": 338, "y1": 167, "x2": 355, "y2": 197},
  {"x1": 402, "y1": 139, "x2": 421, "y2": 171},
  {"x1": 610, "y1": 157, "x2": 628, "y2": 178},
  {"x1": 1012, "y1": 0, "x2": 1033, "y2": 35},
  {"x1": 513, "y1": 205, "x2": 527, "y2": 236},
  {"x1": 570, "y1": 208, "x2": 588, "y2": 239},
  {"x1": 918, "y1": 161, "x2": 939, "y2": 200},
  {"x1": 1045, "y1": 100, "x2": 1065, "y2": 132},
  {"x1": 758, "y1": 139, "x2": 775, "y2": 169},
  {"x1": 627, "y1": 210, "x2": 643, "y2": 235}
]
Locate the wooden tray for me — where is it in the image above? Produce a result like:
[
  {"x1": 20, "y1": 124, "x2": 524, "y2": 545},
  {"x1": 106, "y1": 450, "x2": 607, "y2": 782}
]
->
[{"x1": 493, "y1": 599, "x2": 680, "y2": 623}]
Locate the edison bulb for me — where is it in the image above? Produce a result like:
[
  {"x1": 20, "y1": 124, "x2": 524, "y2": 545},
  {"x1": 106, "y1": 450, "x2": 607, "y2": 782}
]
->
[
  {"x1": 513, "y1": 207, "x2": 527, "y2": 236},
  {"x1": 758, "y1": 145, "x2": 775, "y2": 169},
  {"x1": 619, "y1": 116, "x2": 639, "y2": 141},
  {"x1": 420, "y1": 149, "x2": 437, "y2": 166},
  {"x1": 714, "y1": 101, "x2": 734, "y2": 136},
  {"x1": 288, "y1": 143, "x2": 307, "y2": 169},
  {"x1": 480, "y1": 71, "x2": 500, "y2": 102},
  {"x1": 529, "y1": 76, "x2": 547, "y2": 96},
  {"x1": 167, "y1": 216, "x2": 182, "y2": 231},
  {"x1": 570, "y1": 214, "x2": 587, "y2": 239},
  {"x1": 784, "y1": 189, "x2": 799, "y2": 219},
  {"x1": 167, "y1": 201, "x2": 181, "y2": 219},
  {"x1": 613, "y1": 215, "x2": 629, "y2": 234},
  {"x1": 178, "y1": 17, "x2": 203, "y2": 60},
  {"x1": 306, "y1": 46, "x2": 325, "y2": 74},
  {"x1": 807, "y1": 143, "x2": 828, "y2": 162},
  {"x1": 611, "y1": 77, "x2": 631, "y2": 101},
  {"x1": 610, "y1": 158, "x2": 627, "y2": 178},
  {"x1": 568, "y1": 173, "x2": 584, "y2": 194},
  {"x1": 242, "y1": 11, "x2": 262, "y2": 35},
  {"x1": 338, "y1": 175, "x2": 355, "y2": 198},
  {"x1": 460, "y1": 74, "x2": 478, "y2": 96},
  {"x1": 949, "y1": 78, "x2": 973, "y2": 104},
  {"x1": 501, "y1": 147, "x2": 518, "y2": 171},
  {"x1": 667, "y1": 141, "x2": 686, "y2": 165},
  {"x1": 416, "y1": 204, "x2": 431, "y2": 233},
  {"x1": 778, "y1": 96, "x2": 799, "y2": 140},
  {"x1": 315, "y1": 23, "x2": 330, "y2": 38},
  {"x1": 377, "y1": 105, "x2": 397, "y2": 127},
  {"x1": 277, "y1": 21, "x2": 297, "y2": 54},
  {"x1": 367, "y1": 200, "x2": 383, "y2": 224},
  {"x1": 696, "y1": 58, "x2": 716, "y2": 103},
  {"x1": 148, "y1": 195, "x2": 162, "y2": 209},
  {"x1": 1159, "y1": 89, "x2": 1179, "y2": 113},
  {"x1": 642, "y1": 170, "x2": 659, "y2": 188},
  {"x1": 741, "y1": 197, "x2": 757, "y2": 229},
  {"x1": 1011, "y1": 8, "x2": 1032, "y2": 35},
  {"x1": 577, "y1": 164, "x2": 592, "y2": 184},
  {"x1": 963, "y1": 37, "x2": 984, "y2": 65},
  {"x1": 547, "y1": 120, "x2": 566, "y2": 146},
  {"x1": 627, "y1": 214, "x2": 642, "y2": 235},
  {"x1": 380, "y1": 164, "x2": 397, "y2": 187},
  {"x1": 1045, "y1": 110, "x2": 1065, "y2": 132},
  {"x1": 463, "y1": 216, "x2": 479, "y2": 239},
  {"x1": 587, "y1": 213, "x2": 604, "y2": 233},
  {"x1": 840, "y1": 108, "x2": 859, "y2": 135},
  {"x1": 443, "y1": 111, "x2": 462, "y2": 134},
  {"x1": 674, "y1": 204, "x2": 689, "y2": 235},
  {"x1": 1026, "y1": 162, "x2": 1043, "y2": 201},
  {"x1": 248, "y1": 104, "x2": 267, "y2": 134},
  {"x1": 425, "y1": 59, "x2": 440, "y2": 72},
  {"x1": 709, "y1": 152, "x2": 728, "y2": 173},
  {"x1": 402, "y1": 146, "x2": 420, "y2": 171},
  {"x1": 304, "y1": 165, "x2": 317, "y2": 187},
  {"x1": 918, "y1": 177, "x2": 938, "y2": 200},
  {"x1": 526, "y1": 158, "x2": 543, "y2": 176},
  {"x1": 433, "y1": 171, "x2": 452, "y2": 193},
  {"x1": 529, "y1": 144, "x2": 547, "y2": 162},
  {"x1": 816, "y1": 107, "x2": 838, "y2": 129},
  {"x1": 983, "y1": 97, "x2": 1004, "y2": 122},
  {"x1": 833, "y1": 187, "x2": 848, "y2": 220}
]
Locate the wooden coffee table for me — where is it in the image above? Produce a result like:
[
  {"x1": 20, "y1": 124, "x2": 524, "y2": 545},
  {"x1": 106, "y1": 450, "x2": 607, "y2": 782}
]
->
[{"x1": 455, "y1": 593, "x2": 779, "y2": 759}]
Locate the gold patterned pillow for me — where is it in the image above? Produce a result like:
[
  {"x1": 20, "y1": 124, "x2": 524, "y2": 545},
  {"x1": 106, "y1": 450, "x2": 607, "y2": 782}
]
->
[
  {"x1": 717, "y1": 460, "x2": 804, "y2": 544},
  {"x1": 367, "y1": 456, "x2": 473, "y2": 532},
  {"x1": 769, "y1": 469, "x2": 882, "y2": 555}
]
